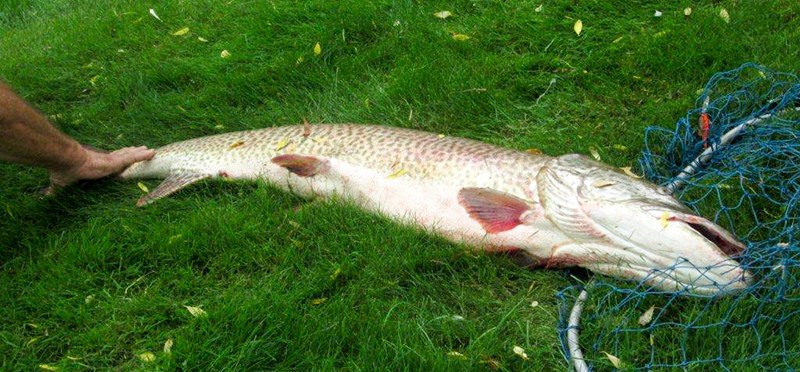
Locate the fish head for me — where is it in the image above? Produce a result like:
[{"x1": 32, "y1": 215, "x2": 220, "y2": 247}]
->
[{"x1": 535, "y1": 154, "x2": 750, "y2": 295}]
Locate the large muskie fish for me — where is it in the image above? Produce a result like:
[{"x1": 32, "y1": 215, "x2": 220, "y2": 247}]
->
[{"x1": 121, "y1": 124, "x2": 750, "y2": 294}]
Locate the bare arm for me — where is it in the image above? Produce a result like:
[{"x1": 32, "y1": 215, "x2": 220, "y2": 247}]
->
[{"x1": 0, "y1": 81, "x2": 154, "y2": 187}]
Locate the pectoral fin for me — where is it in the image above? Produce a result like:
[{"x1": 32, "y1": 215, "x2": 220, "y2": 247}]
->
[
  {"x1": 458, "y1": 187, "x2": 537, "y2": 233},
  {"x1": 137, "y1": 172, "x2": 211, "y2": 207},
  {"x1": 271, "y1": 154, "x2": 329, "y2": 177}
]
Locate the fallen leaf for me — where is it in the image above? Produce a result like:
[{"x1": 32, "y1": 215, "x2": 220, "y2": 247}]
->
[
  {"x1": 719, "y1": 8, "x2": 730, "y2": 23},
  {"x1": 512, "y1": 345, "x2": 529, "y2": 360},
  {"x1": 654, "y1": 30, "x2": 667, "y2": 38},
  {"x1": 589, "y1": 146, "x2": 601, "y2": 161},
  {"x1": 26, "y1": 337, "x2": 39, "y2": 346},
  {"x1": 654, "y1": 10, "x2": 662, "y2": 17},
  {"x1": 434, "y1": 11, "x2": 452, "y2": 19},
  {"x1": 85, "y1": 294, "x2": 95, "y2": 304},
  {"x1": 592, "y1": 180, "x2": 616, "y2": 188},
  {"x1": 530, "y1": 300, "x2": 539, "y2": 307},
  {"x1": 613, "y1": 144, "x2": 627, "y2": 151},
  {"x1": 574, "y1": 20, "x2": 583, "y2": 36},
  {"x1": 602, "y1": 351, "x2": 622, "y2": 368},
  {"x1": 185, "y1": 305, "x2": 207, "y2": 318},
  {"x1": 148, "y1": 8, "x2": 162, "y2": 22},
  {"x1": 388, "y1": 169, "x2": 408, "y2": 179},
  {"x1": 620, "y1": 167, "x2": 643, "y2": 178},
  {"x1": 38, "y1": 365, "x2": 58, "y2": 371},
  {"x1": 228, "y1": 140, "x2": 245, "y2": 149},
  {"x1": 639, "y1": 305, "x2": 655, "y2": 326},
  {"x1": 535, "y1": 4, "x2": 543, "y2": 12},
  {"x1": 314, "y1": 42, "x2": 322, "y2": 55},
  {"x1": 447, "y1": 351, "x2": 466, "y2": 359},
  {"x1": 137, "y1": 182, "x2": 149, "y2": 193},
  {"x1": 89, "y1": 75, "x2": 100, "y2": 86},
  {"x1": 275, "y1": 138, "x2": 290, "y2": 150},
  {"x1": 437, "y1": 134, "x2": 446, "y2": 139},
  {"x1": 393, "y1": 20, "x2": 401, "y2": 27},
  {"x1": 684, "y1": 7, "x2": 692, "y2": 16},
  {"x1": 612, "y1": 36, "x2": 624, "y2": 43},
  {"x1": 310, "y1": 297, "x2": 327, "y2": 305},
  {"x1": 660, "y1": 212, "x2": 669, "y2": 228},
  {"x1": 296, "y1": 56, "x2": 304, "y2": 65},
  {"x1": 220, "y1": 50, "x2": 231, "y2": 58},
  {"x1": 164, "y1": 338, "x2": 174, "y2": 354},
  {"x1": 66, "y1": 356, "x2": 81, "y2": 361},
  {"x1": 330, "y1": 268, "x2": 341, "y2": 281},
  {"x1": 198, "y1": 36, "x2": 208, "y2": 42},
  {"x1": 172, "y1": 27, "x2": 189, "y2": 36},
  {"x1": 214, "y1": 124, "x2": 225, "y2": 130},
  {"x1": 526, "y1": 148, "x2": 543, "y2": 155},
  {"x1": 452, "y1": 33, "x2": 470, "y2": 41},
  {"x1": 137, "y1": 352, "x2": 156, "y2": 362}
]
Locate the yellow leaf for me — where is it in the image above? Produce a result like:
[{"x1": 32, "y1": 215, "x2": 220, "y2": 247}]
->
[
  {"x1": 620, "y1": 167, "x2": 643, "y2": 179},
  {"x1": 330, "y1": 268, "x2": 341, "y2": 281},
  {"x1": 602, "y1": 351, "x2": 622, "y2": 368},
  {"x1": 574, "y1": 20, "x2": 583, "y2": 36},
  {"x1": 137, "y1": 182, "x2": 149, "y2": 193},
  {"x1": 512, "y1": 345, "x2": 529, "y2": 360},
  {"x1": 66, "y1": 356, "x2": 82, "y2": 361},
  {"x1": 172, "y1": 27, "x2": 189, "y2": 36},
  {"x1": 164, "y1": 338, "x2": 174, "y2": 354},
  {"x1": 660, "y1": 212, "x2": 669, "y2": 228},
  {"x1": 388, "y1": 169, "x2": 408, "y2": 179},
  {"x1": 613, "y1": 144, "x2": 627, "y2": 151},
  {"x1": 684, "y1": 7, "x2": 692, "y2": 16},
  {"x1": 275, "y1": 138, "x2": 290, "y2": 150},
  {"x1": 639, "y1": 305, "x2": 655, "y2": 326},
  {"x1": 452, "y1": 33, "x2": 470, "y2": 41},
  {"x1": 310, "y1": 297, "x2": 327, "y2": 305},
  {"x1": 589, "y1": 146, "x2": 601, "y2": 161},
  {"x1": 447, "y1": 351, "x2": 467, "y2": 359},
  {"x1": 228, "y1": 140, "x2": 245, "y2": 149},
  {"x1": 437, "y1": 134, "x2": 446, "y2": 139},
  {"x1": 220, "y1": 49, "x2": 231, "y2": 58},
  {"x1": 296, "y1": 56, "x2": 304, "y2": 65},
  {"x1": 89, "y1": 75, "x2": 100, "y2": 86},
  {"x1": 185, "y1": 305, "x2": 207, "y2": 318},
  {"x1": 530, "y1": 300, "x2": 539, "y2": 307},
  {"x1": 719, "y1": 8, "x2": 730, "y2": 23},
  {"x1": 38, "y1": 365, "x2": 58, "y2": 371},
  {"x1": 314, "y1": 42, "x2": 322, "y2": 55},
  {"x1": 535, "y1": 4, "x2": 543, "y2": 12},
  {"x1": 592, "y1": 180, "x2": 616, "y2": 188},
  {"x1": 612, "y1": 36, "x2": 624, "y2": 44},
  {"x1": 198, "y1": 36, "x2": 208, "y2": 42},
  {"x1": 137, "y1": 352, "x2": 156, "y2": 362},
  {"x1": 433, "y1": 11, "x2": 452, "y2": 19},
  {"x1": 525, "y1": 148, "x2": 543, "y2": 155},
  {"x1": 214, "y1": 124, "x2": 225, "y2": 130},
  {"x1": 26, "y1": 337, "x2": 39, "y2": 346}
]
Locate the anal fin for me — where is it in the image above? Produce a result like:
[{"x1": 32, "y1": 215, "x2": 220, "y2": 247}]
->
[{"x1": 137, "y1": 172, "x2": 211, "y2": 207}]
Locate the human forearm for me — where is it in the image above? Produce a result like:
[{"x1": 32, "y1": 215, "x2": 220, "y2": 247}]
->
[{"x1": 0, "y1": 81, "x2": 88, "y2": 172}]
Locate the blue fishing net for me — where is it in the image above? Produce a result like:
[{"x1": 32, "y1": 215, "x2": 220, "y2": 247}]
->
[{"x1": 557, "y1": 63, "x2": 800, "y2": 370}]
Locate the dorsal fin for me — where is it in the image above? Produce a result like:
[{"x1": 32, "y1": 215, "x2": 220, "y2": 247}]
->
[{"x1": 137, "y1": 172, "x2": 211, "y2": 207}]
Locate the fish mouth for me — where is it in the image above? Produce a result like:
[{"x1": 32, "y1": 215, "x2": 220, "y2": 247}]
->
[{"x1": 676, "y1": 214, "x2": 746, "y2": 257}]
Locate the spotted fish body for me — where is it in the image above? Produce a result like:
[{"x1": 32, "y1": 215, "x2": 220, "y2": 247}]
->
[{"x1": 121, "y1": 124, "x2": 750, "y2": 295}]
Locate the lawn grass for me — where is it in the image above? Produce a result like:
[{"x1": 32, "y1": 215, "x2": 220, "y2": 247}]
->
[{"x1": 1, "y1": 0, "x2": 799, "y2": 370}]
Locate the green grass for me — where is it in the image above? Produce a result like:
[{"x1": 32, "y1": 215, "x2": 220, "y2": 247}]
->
[{"x1": 1, "y1": 0, "x2": 799, "y2": 370}]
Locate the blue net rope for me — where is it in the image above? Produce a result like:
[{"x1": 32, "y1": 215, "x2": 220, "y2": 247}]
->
[{"x1": 557, "y1": 63, "x2": 800, "y2": 370}]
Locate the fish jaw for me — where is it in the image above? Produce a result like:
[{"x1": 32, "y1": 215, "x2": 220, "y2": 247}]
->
[{"x1": 535, "y1": 154, "x2": 751, "y2": 295}]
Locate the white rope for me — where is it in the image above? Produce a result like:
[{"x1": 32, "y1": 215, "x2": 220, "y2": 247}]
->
[{"x1": 567, "y1": 289, "x2": 589, "y2": 372}]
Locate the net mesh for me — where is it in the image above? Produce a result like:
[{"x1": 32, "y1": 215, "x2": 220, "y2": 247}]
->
[{"x1": 557, "y1": 63, "x2": 800, "y2": 370}]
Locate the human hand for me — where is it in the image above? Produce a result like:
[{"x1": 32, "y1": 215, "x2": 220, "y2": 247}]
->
[{"x1": 47, "y1": 146, "x2": 155, "y2": 190}]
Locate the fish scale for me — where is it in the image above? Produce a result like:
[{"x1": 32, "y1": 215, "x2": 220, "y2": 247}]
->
[{"x1": 121, "y1": 123, "x2": 750, "y2": 295}]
